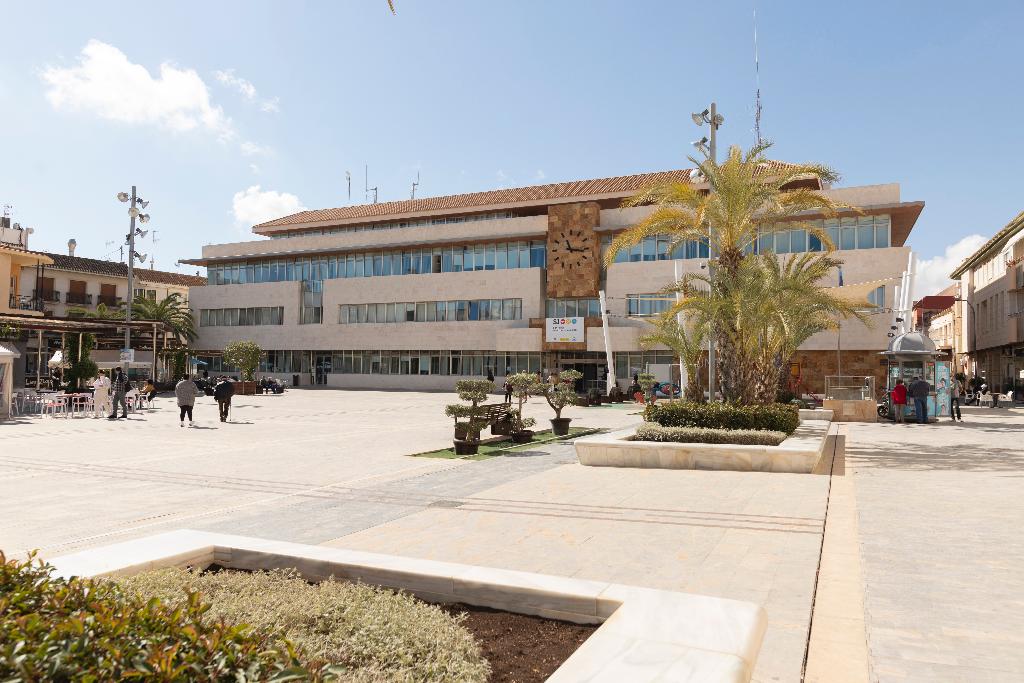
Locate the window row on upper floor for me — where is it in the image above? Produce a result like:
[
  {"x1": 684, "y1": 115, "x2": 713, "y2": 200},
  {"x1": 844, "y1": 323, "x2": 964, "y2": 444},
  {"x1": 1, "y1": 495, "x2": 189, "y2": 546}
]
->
[
  {"x1": 267, "y1": 210, "x2": 529, "y2": 239},
  {"x1": 207, "y1": 240, "x2": 547, "y2": 285},
  {"x1": 601, "y1": 214, "x2": 892, "y2": 263}
]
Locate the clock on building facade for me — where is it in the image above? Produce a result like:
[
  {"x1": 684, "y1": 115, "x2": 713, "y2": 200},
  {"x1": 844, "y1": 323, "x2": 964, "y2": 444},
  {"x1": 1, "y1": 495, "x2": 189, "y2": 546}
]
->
[{"x1": 546, "y1": 202, "x2": 601, "y2": 299}]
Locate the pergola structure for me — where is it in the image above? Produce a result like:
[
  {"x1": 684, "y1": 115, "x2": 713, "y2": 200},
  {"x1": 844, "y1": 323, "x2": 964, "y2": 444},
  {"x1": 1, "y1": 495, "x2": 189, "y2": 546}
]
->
[{"x1": 0, "y1": 312, "x2": 181, "y2": 388}]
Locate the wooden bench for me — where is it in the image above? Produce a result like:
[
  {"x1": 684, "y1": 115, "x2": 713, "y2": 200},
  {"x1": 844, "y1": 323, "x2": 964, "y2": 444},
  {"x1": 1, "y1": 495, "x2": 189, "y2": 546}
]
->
[{"x1": 479, "y1": 402, "x2": 514, "y2": 435}]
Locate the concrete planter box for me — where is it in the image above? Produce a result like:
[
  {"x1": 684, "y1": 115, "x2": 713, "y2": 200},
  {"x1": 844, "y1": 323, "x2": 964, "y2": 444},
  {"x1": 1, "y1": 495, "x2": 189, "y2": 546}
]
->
[
  {"x1": 49, "y1": 530, "x2": 767, "y2": 682},
  {"x1": 576, "y1": 419, "x2": 839, "y2": 474}
]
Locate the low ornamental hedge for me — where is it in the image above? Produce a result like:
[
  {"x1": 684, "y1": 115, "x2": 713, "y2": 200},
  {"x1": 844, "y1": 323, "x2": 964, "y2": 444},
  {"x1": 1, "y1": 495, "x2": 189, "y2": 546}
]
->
[
  {"x1": 644, "y1": 401, "x2": 799, "y2": 435},
  {"x1": 0, "y1": 552, "x2": 321, "y2": 682},
  {"x1": 634, "y1": 423, "x2": 788, "y2": 446},
  {"x1": 117, "y1": 567, "x2": 490, "y2": 682}
]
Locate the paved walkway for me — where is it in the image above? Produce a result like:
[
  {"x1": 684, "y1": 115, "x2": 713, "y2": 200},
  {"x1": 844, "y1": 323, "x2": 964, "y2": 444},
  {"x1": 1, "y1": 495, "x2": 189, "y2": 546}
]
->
[
  {"x1": 327, "y1": 447, "x2": 830, "y2": 682},
  {"x1": 846, "y1": 407, "x2": 1024, "y2": 682},
  {"x1": 0, "y1": 390, "x2": 638, "y2": 556}
]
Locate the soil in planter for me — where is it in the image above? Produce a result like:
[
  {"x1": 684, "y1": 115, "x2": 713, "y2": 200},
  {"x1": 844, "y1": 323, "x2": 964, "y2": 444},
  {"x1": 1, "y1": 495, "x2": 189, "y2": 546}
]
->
[{"x1": 440, "y1": 603, "x2": 597, "y2": 683}]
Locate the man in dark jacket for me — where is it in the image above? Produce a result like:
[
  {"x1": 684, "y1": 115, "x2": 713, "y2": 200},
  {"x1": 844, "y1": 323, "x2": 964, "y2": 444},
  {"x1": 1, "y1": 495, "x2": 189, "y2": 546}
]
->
[
  {"x1": 213, "y1": 376, "x2": 235, "y2": 423},
  {"x1": 108, "y1": 367, "x2": 130, "y2": 420},
  {"x1": 908, "y1": 375, "x2": 931, "y2": 424}
]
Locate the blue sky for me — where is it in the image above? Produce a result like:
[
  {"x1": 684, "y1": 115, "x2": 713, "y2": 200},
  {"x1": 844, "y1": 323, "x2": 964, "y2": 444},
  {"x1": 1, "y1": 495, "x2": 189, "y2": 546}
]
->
[{"x1": 1, "y1": 1, "x2": 1021, "y2": 294}]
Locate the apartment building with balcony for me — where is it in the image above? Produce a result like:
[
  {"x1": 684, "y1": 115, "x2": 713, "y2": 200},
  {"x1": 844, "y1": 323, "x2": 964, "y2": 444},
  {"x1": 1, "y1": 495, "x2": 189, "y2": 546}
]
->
[
  {"x1": 13, "y1": 241, "x2": 205, "y2": 317},
  {"x1": 950, "y1": 210, "x2": 1024, "y2": 394},
  {"x1": 182, "y1": 169, "x2": 924, "y2": 393}
]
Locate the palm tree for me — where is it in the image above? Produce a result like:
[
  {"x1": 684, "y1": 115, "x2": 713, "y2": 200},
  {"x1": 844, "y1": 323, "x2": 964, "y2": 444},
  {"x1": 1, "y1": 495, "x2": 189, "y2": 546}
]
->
[
  {"x1": 131, "y1": 292, "x2": 196, "y2": 343},
  {"x1": 605, "y1": 141, "x2": 854, "y2": 402},
  {"x1": 638, "y1": 314, "x2": 707, "y2": 403},
  {"x1": 746, "y1": 253, "x2": 869, "y2": 403}
]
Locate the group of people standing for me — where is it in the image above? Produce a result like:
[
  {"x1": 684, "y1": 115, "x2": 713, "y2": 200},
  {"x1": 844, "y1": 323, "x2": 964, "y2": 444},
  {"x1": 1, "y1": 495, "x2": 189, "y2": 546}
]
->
[
  {"x1": 90, "y1": 368, "x2": 156, "y2": 420},
  {"x1": 890, "y1": 375, "x2": 965, "y2": 424}
]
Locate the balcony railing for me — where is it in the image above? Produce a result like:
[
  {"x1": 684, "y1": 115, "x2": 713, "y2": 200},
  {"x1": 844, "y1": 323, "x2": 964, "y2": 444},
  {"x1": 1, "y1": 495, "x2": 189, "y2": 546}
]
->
[
  {"x1": 32, "y1": 290, "x2": 61, "y2": 303},
  {"x1": 8, "y1": 294, "x2": 42, "y2": 311},
  {"x1": 97, "y1": 295, "x2": 122, "y2": 307},
  {"x1": 65, "y1": 292, "x2": 93, "y2": 305}
]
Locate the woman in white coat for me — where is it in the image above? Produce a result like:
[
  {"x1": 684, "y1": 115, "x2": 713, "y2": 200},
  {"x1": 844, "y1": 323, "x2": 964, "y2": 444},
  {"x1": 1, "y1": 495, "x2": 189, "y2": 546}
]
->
[{"x1": 92, "y1": 370, "x2": 111, "y2": 418}]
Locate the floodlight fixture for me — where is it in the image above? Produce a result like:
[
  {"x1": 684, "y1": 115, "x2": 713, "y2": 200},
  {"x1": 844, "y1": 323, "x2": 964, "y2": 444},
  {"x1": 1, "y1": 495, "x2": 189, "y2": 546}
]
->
[{"x1": 117, "y1": 192, "x2": 130, "y2": 203}]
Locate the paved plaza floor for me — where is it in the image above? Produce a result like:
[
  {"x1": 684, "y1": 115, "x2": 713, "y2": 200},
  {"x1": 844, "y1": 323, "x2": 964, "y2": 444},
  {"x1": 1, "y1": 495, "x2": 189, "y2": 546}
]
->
[{"x1": 3, "y1": 391, "x2": 1023, "y2": 682}]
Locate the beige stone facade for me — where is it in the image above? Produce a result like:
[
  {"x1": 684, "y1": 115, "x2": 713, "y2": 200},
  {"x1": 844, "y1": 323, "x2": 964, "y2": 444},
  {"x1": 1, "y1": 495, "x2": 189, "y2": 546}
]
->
[
  {"x1": 184, "y1": 172, "x2": 922, "y2": 393},
  {"x1": 950, "y1": 210, "x2": 1024, "y2": 393}
]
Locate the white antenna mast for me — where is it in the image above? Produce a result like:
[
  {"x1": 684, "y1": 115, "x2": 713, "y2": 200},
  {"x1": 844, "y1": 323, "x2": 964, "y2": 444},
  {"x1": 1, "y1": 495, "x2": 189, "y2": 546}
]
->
[
  {"x1": 364, "y1": 164, "x2": 378, "y2": 204},
  {"x1": 753, "y1": 0, "x2": 763, "y2": 144},
  {"x1": 346, "y1": 171, "x2": 352, "y2": 202},
  {"x1": 411, "y1": 171, "x2": 420, "y2": 199}
]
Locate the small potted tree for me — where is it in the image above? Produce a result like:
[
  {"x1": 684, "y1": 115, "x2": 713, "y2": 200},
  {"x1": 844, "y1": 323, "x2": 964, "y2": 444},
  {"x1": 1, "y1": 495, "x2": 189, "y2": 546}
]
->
[
  {"x1": 507, "y1": 372, "x2": 538, "y2": 443},
  {"x1": 638, "y1": 372, "x2": 659, "y2": 408},
  {"x1": 223, "y1": 340, "x2": 262, "y2": 395},
  {"x1": 445, "y1": 379, "x2": 493, "y2": 455},
  {"x1": 535, "y1": 368, "x2": 582, "y2": 436}
]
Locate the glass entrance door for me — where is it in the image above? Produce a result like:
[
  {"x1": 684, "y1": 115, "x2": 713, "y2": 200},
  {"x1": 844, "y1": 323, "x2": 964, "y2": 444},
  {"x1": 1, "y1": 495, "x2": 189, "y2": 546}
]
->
[{"x1": 314, "y1": 353, "x2": 332, "y2": 385}]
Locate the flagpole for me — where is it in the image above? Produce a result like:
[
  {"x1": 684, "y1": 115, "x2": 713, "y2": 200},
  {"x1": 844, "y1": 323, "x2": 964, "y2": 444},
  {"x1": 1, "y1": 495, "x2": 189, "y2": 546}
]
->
[{"x1": 837, "y1": 267, "x2": 844, "y2": 376}]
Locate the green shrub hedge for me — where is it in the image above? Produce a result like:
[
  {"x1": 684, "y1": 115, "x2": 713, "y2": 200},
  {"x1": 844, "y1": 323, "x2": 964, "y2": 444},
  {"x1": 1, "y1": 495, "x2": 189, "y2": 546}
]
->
[
  {"x1": 634, "y1": 423, "x2": 788, "y2": 446},
  {"x1": 0, "y1": 552, "x2": 318, "y2": 682},
  {"x1": 644, "y1": 401, "x2": 799, "y2": 434}
]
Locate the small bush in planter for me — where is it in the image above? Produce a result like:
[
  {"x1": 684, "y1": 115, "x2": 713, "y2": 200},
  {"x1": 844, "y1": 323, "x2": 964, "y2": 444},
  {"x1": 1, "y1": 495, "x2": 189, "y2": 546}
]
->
[
  {"x1": 586, "y1": 387, "x2": 603, "y2": 406},
  {"x1": 445, "y1": 379, "x2": 494, "y2": 454},
  {"x1": 634, "y1": 422, "x2": 788, "y2": 445},
  {"x1": 644, "y1": 401, "x2": 799, "y2": 435},
  {"x1": 533, "y1": 369, "x2": 582, "y2": 436},
  {"x1": 608, "y1": 385, "x2": 624, "y2": 402},
  {"x1": 506, "y1": 372, "x2": 538, "y2": 442}
]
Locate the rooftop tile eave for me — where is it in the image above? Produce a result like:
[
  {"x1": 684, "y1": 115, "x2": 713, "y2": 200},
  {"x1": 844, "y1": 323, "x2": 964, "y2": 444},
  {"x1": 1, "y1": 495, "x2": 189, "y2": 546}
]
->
[
  {"x1": 250, "y1": 169, "x2": 703, "y2": 233},
  {"x1": 36, "y1": 252, "x2": 207, "y2": 287},
  {"x1": 949, "y1": 209, "x2": 1024, "y2": 280}
]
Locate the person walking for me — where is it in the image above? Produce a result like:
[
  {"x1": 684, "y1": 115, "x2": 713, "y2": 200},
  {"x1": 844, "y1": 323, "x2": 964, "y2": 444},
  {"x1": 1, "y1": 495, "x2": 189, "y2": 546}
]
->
[
  {"x1": 891, "y1": 378, "x2": 907, "y2": 423},
  {"x1": 908, "y1": 375, "x2": 930, "y2": 424},
  {"x1": 92, "y1": 370, "x2": 110, "y2": 418},
  {"x1": 175, "y1": 375, "x2": 201, "y2": 427},
  {"x1": 108, "y1": 367, "x2": 130, "y2": 420},
  {"x1": 213, "y1": 376, "x2": 235, "y2": 423},
  {"x1": 950, "y1": 377, "x2": 963, "y2": 421},
  {"x1": 503, "y1": 378, "x2": 513, "y2": 403}
]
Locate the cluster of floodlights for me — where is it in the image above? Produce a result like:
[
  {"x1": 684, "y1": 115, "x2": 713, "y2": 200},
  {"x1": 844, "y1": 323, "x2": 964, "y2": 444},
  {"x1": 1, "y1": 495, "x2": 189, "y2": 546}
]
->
[
  {"x1": 888, "y1": 317, "x2": 905, "y2": 338},
  {"x1": 116, "y1": 191, "x2": 150, "y2": 264},
  {"x1": 691, "y1": 107, "x2": 724, "y2": 156}
]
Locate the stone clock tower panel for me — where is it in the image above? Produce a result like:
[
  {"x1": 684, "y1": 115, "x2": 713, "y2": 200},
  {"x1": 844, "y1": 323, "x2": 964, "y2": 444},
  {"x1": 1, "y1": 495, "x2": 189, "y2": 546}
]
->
[{"x1": 546, "y1": 201, "x2": 601, "y2": 299}]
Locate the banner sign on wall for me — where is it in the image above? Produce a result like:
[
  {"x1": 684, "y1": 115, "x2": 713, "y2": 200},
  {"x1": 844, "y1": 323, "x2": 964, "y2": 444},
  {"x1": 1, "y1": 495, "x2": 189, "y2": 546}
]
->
[{"x1": 546, "y1": 317, "x2": 584, "y2": 343}]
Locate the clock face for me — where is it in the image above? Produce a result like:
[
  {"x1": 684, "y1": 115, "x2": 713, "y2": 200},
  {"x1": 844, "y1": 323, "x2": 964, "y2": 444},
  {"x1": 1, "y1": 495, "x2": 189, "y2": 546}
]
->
[{"x1": 550, "y1": 227, "x2": 593, "y2": 270}]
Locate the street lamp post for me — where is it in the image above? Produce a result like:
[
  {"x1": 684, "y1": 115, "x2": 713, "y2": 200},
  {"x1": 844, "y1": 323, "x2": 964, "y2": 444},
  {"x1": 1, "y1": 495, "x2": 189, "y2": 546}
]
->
[
  {"x1": 116, "y1": 188, "x2": 151, "y2": 364},
  {"x1": 691, "y1": 102, "x2": 724, "y2": 400}
]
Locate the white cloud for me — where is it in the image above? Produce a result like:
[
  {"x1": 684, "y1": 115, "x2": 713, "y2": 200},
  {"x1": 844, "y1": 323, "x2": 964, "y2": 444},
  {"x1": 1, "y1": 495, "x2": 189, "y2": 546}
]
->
[
  {"x1": 915, "y1": 234, "x2": 987, "y2": 299},
  {"x1": 214, "y1": 68, "x2": 279, "y2": 113},
  {"x1": 240, "y1": 140, "x2": 271, "y2": 156},
  {"x1": 42, "y1": 40, "x2": 233, "y2": 139},
  {"x1": 232, "y1": 185, "x2": 305, "y2": 226}
]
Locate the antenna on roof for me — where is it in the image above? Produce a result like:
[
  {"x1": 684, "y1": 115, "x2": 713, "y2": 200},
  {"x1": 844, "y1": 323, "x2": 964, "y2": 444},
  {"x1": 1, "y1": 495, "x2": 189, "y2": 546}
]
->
[
  {"x1": 364, "y1": 164, "x2": 378, "y2": 204},
  {"x1": 346, "y1": 171, "x2": 352, "y2": 203},
  {"x1": 753, "y1": 0, "x2": 763, "y2": 144},
  {"x1": 410, "y1": 171, "x2": 420, "y2": 200}
]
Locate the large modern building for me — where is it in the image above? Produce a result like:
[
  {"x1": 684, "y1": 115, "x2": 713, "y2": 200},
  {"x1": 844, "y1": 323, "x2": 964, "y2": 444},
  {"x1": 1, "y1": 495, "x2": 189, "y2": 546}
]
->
[{"x1": 183, "y1": 169, "x2": 924, "y2": 393}]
